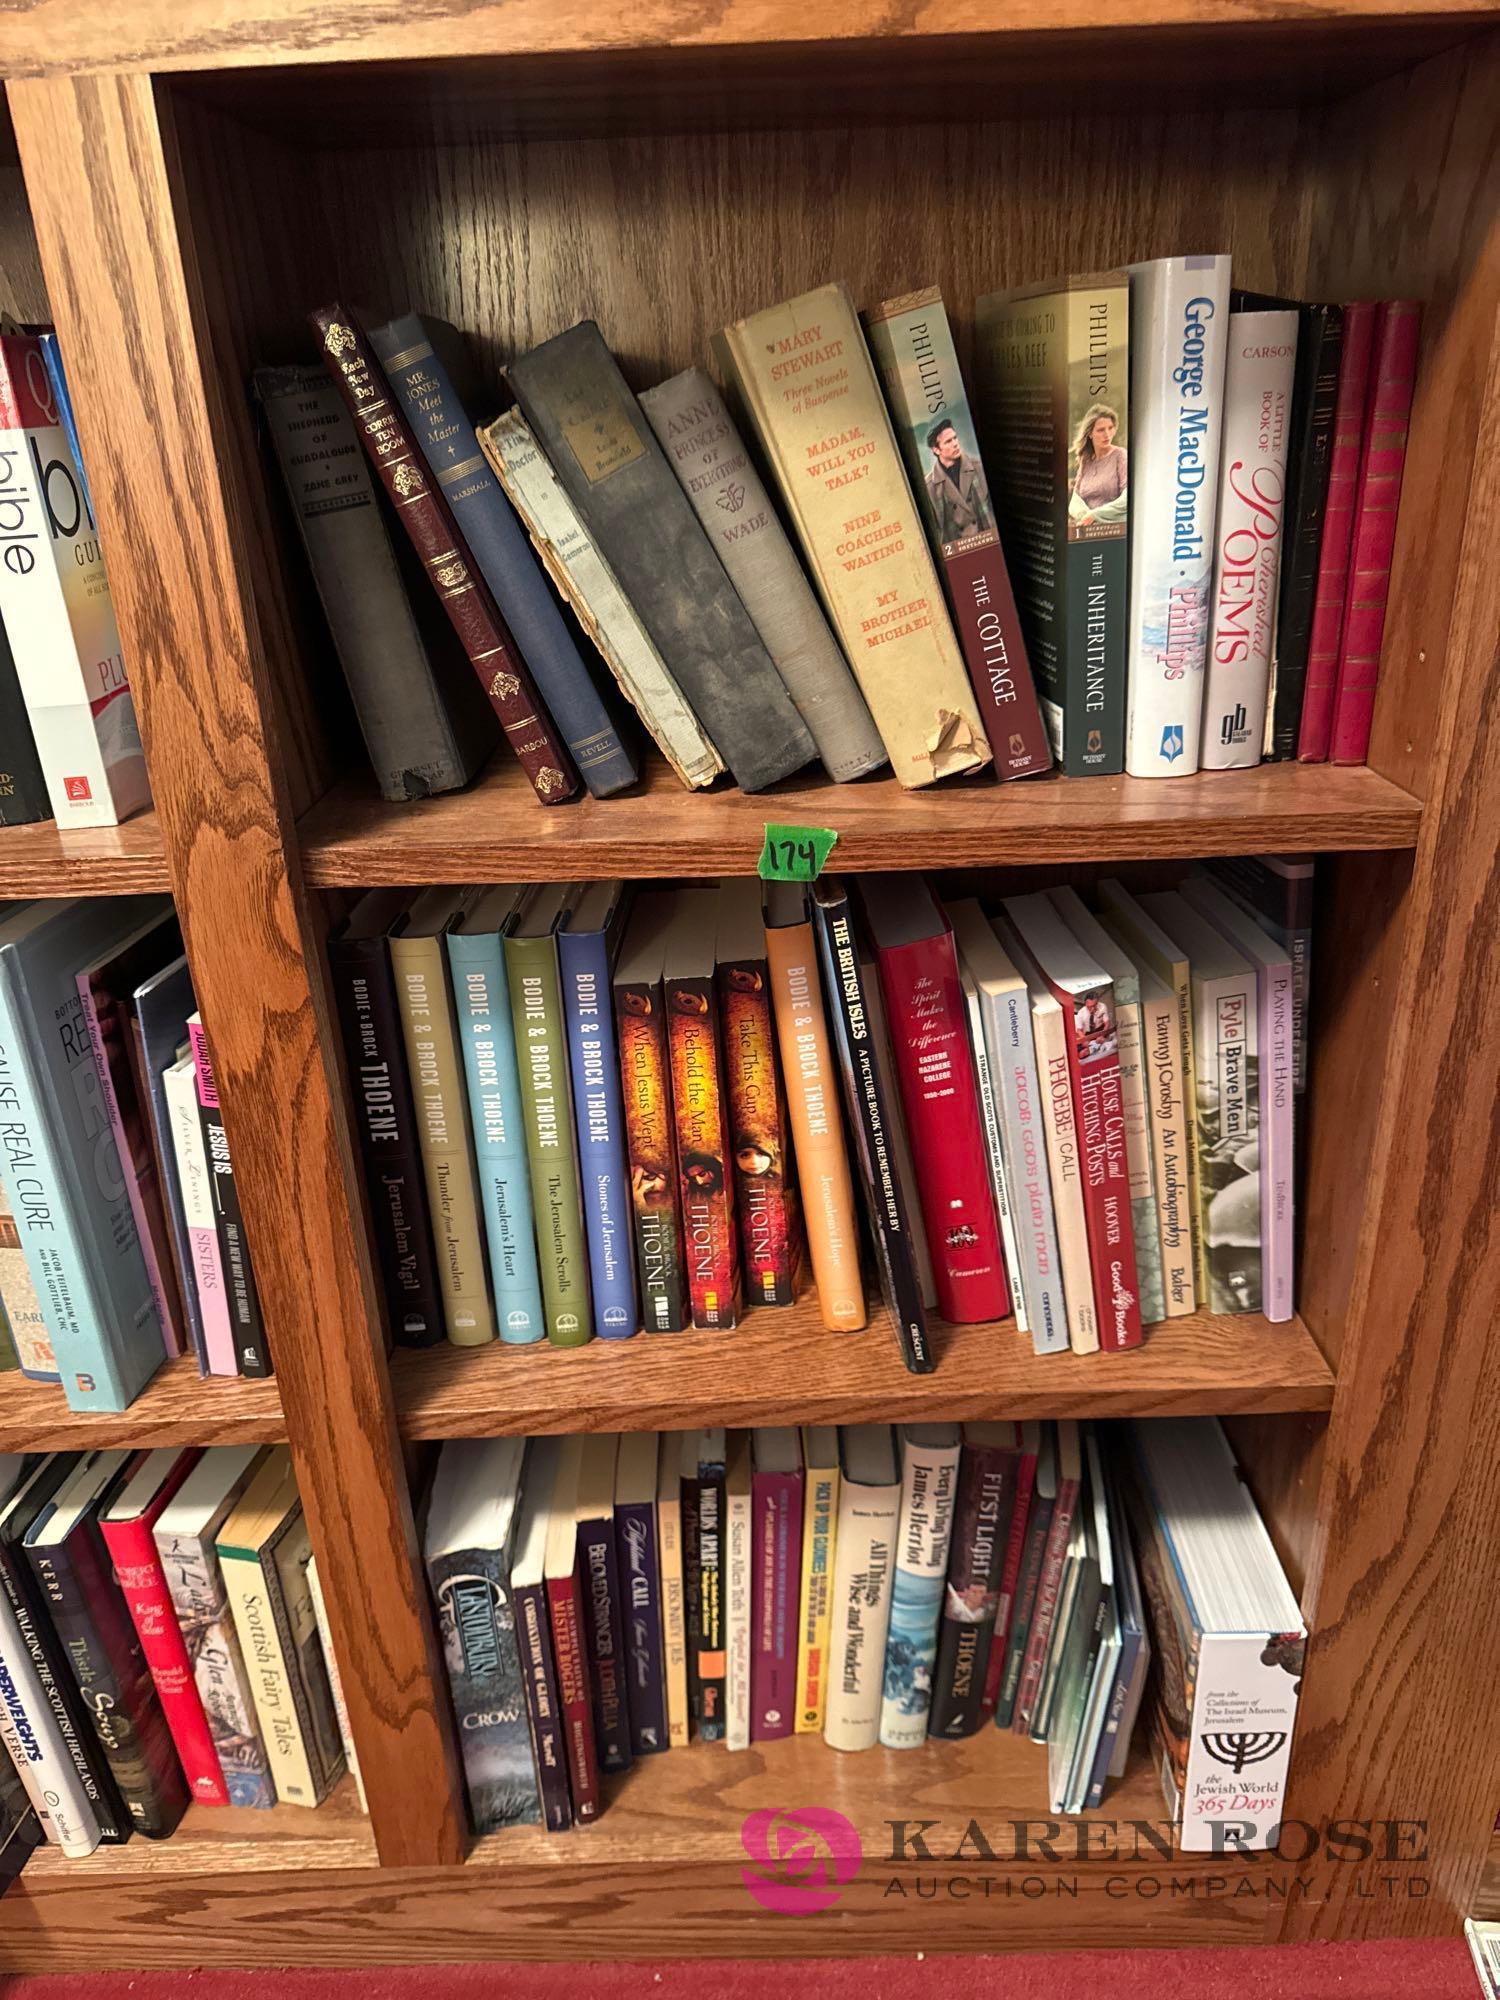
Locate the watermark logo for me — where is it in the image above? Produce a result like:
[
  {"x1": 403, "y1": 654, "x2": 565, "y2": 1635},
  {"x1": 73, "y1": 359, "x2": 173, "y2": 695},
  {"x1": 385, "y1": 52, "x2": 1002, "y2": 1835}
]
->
[{"x1": 739, "y1": 1806, "x2": 863, "y2": 1913}]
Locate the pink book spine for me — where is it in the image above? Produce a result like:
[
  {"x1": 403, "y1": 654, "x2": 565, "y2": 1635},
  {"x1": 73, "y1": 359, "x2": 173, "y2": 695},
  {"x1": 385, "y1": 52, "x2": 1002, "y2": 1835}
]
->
[
  {"x1": 750, "y1": 1469, "x2": 802, "y2": 1741},
  {"x1": 166, "y1": 1054, "x2": 238, "y2": 1376},
  {"x1": 100, "y1": 1489, "x2": 230, "y2": 1808},
  {"x1": 1010, "y1": 1470, "x2": 1080, "y2": 1737},
  {"x1": 1297, "y1": 302, "x2": 1379, "y2": 760},
  {"x1": 1329, "y1": 301, "x2": 1422, "y2": 764},
  {"x1": 1256, "y1": 949, "x2": 1296, "y2": 1323}
]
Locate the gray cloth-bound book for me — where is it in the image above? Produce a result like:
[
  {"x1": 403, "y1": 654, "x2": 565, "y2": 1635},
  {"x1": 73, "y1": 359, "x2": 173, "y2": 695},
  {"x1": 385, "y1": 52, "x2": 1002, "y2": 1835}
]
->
[
  {"x1": 640, "y1": 368, "x2": 886, "y2": 783},
  {"x1": 504, "y1": 323, "x2": 816, "y2": 794}
]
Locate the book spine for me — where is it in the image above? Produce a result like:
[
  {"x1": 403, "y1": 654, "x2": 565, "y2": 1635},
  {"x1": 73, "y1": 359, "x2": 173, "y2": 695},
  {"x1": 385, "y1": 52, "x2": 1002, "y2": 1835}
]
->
[
  {"x1": 981, "y1": 1448, "x2": 1037, "y2": 1719},
  {"x1": 929, "y1": 1445, "x2": 1016, "y2": 1739},
  {"x1": 1298, "y1": 302, "x2": 1379, "y2": 760},
  {"x1": 966, "y1": 982, "x2": 1026, "y2": 1330},
  {"x1": 875, "y1": 930, "x2": 1008, "y2": 1323},
  {"x1": 751, "y1": 1469, "x2": 801, "y2": 1741},
  {"x1": 681, "y1": 1473, "x2": 701, "y2": 1733},
  {"x1": 0, "y1": 1581, "x2": 100, "y2": 1856},
  {"x1": 823, "y1": 1481, "x2": 899, "y2": 1753},
  {"x1": 512, "y1": 1579, "x2": 571, "y2": 1831},
  {"x1": 428, "y1": 1546, "x2": 540, "y2": 1831},
  {"x1": 187, "y1": 1020, "x2": 268, "y2": 1375},
  {"x1": 578, "y1": 1516, "x2": 632, "y2": 1775},
  {"x1": 1329, "y1": 302, "x2": 1422, "y2": 763},
  {"x1": 372, "y1": 317, "x2": 636, "y2": 797},
  {"x1": 990, "y1": 986, "x2": 1068, "y2": 1355},
  {"x1": 310, "y1": 307, "x2": 577, "y2": 806},
  {"x1": 764, "y1": 918, "x2": 865, "y2": 1332},
  {"x1": 1139, "y1": 985, "x2": 1196, "y2": 1316},
  {"x1": 328, "y1": 933, "x2": 446, "y2": 1347},
  {"x1": 558, "y1": 927, "x2": 638, "y2": 1340},
  {"x1": 1257, "y1": 953, "x2": 1295, "y2": 1321},
  {"x1": 880, "y1": 1436, "x2": 961, "y2": 1749},
  {"x1": 1268, "y1": 306, "x2": 1342, "y2": 760},
  {"x1": 268, "y1": 1519, "x2": 346, "y2": 1807},
  {"x1": 391, "y1": 931, "x2": 497, "y2": 1346},
  {"x1": 655, "y1": 1476, "x2": 690, "y2": 1750},
  {"x1": 221, "y1": 1546, "x2": 319, "y2": 1807},
  {"x1": 665, "y1": 966, "x2": 741, "y2": 1331},
  {"x1": 1201, "y1": 312, "x2": 1299, "y2": 767},
  {"x1": 812, "y1": 888, "x2": 931, "y2": 1371},
  {"x1": 726, "y1": 1454, "x2": 752, "y2": 1751},
  {"x1": 37, "y1": 335, "x2": 96, "y2": 538},
  {"x1": 1023, "y1": 988, "x2": 1100, "y2": 1356},
  {"x1": 0, "y1": 615, "x2": 49, "y2": 827},
  {"x1": 993, "y1": 1489, "x2": 1053, "y2": 1729},
  {"x1": 794, "y1": 1460, "x2": 839, "y2": 1734},
  {"x1": 718, "y1": 943, "x2": 801, "y2": 1309},
  {"x1": 546, "y1": 1570, "x2": 601, "y2": 1822},
  {"x1": 478, "y1": 409, "x2": 722, "y2": 791},
  {"x1": 0, "y1": 1174, "x2": 56, "y2": 1380},
  {"x1": 306, "y1": 1558, "x2": 365, "y2": 1814},
  {"x1": 1195, "y1": 972, "x2": 1261, "y2": 1312},
  {"x1": 1123, "y1": 259, "x2": 1232, "y2": 777},
  {"x1": 614, "y1": 1499, "x2": 667, "y2": 1755},
  {"x1": 126, "y1": 1007, "x2": 203, "y2": 1372},
  {"x1": 1046, "y1": 974, "x2": 1141, "y2": 1350},
  {"x1": 613, "y1": 963, "x2": 689, "y2": 1333},
  {"x1": 1108, "y1": 984, "x2": 1166, "y2": 1327},
  {"x1": 163, "y1": 1060, "x2": 238, "y2": 1376},
  {"x1": 504, "y1": 930, "x2": 592, "y2": 1346},
  {"x1": 640, "y1": 367, "x2": 887, "y2": 782},
  {"x1": 445, "y1": 931, "x2": 546, "y2": 1345},
  {"x1": 863, "y1": 293, "x2": 1052, "y2": 779},
  {"x1": 694, "y1": 1457, "x2": 727, "y2": 1741},
  {"x1": 99, "y1": 1511, "x2": 229, "y2": 1807},
  {"x1": 154, "y1": 1523, "x2": 275, "y2": 1808},
  {"x1": 1011, "y1": 1479, "x2": 1080, "y2": 1736}
]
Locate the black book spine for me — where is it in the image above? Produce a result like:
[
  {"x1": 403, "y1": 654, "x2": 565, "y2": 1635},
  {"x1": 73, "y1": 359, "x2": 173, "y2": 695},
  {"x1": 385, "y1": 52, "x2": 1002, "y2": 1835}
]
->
[
  {"x1": 26, "y1": 1525, "x2": 189, "y2": 1838},
  {"x1": 513, "y1": 1579, "x2": 571, "y2": 1832},
  {"x1": 0, "y1": 615, "x2": 49, "y2": 827},
  {"x1": 615, "y1": 1498, "x2": 667, "y2": 1756},
  {"x1": 681, "y1": 1473, "x2": 703, "y2": 1734},
  {"x1": 928, "y1": 1444, "x2": 1016, "y2": 1739},
  {"x1": 578, "y1": 1514, "x2": 632, "y2": 1775},
  {"x1": 993, "y1": 1491, "x2": 1054, "y2": 1731},
  {"x1": 811, "y1": 880, "x2": 932, "y2": 1373},
  {"x1": 189, "y1": 1021, "x2": 270, "y2": 1376},
  {"x1": 1269, "y1": 304, "x2": 1344, "y2": 761},
  {"x1": 694, "y1": 1455, "x2": 726, "y2": 1744},
  {"x1": 328, "y1": 930, "x2": 445, "y2": 1347}
]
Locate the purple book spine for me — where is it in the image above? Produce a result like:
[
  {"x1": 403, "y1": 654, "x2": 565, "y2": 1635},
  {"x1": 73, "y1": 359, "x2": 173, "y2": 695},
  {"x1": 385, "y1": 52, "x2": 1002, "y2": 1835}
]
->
[
  {"x1": 614, "y1": 1498, "x2": 667, "y2": 1756},
  {"x1": 513, "y1": 1580, "x2": 571, "y2": 1833},
  {"x1": 751, "y1": 1469, "x2": 803, "y2": 1741},
  {"x1": 1256, "y1": 946, "x2": 1296, "y2": 1323},
  {"x1": 579, "y1": 1517, "x2": 633, "y2": 1774}
]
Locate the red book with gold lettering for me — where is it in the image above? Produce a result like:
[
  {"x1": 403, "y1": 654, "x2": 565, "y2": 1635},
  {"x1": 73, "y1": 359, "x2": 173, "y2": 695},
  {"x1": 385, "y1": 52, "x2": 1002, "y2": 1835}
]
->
[
  {"x1": 664, "y1": 888, "x2": 742, "y2": 1332},
  {"x1": 860, "y1": 876, "x2": 1008, "y2": 1325},
  {"x1": 1328, "y1": 301, "x2": 1422, "y2": 764},
  {"x1": 543, "y1": 1439, "x2": 600, "y2": 1823}
]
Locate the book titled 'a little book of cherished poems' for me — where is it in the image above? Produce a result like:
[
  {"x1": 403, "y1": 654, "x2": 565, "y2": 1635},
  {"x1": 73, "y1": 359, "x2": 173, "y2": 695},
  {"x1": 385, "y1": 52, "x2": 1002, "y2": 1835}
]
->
[{"x1": 715, "y1": 283, "x2": 990, "y2": 789}]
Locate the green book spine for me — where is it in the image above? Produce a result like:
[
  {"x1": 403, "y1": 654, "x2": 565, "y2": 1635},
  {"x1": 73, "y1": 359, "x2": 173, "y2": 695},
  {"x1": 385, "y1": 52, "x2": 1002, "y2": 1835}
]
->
[{"x1": 504, "y1": 928, "x2": 592, "y2": 1346}]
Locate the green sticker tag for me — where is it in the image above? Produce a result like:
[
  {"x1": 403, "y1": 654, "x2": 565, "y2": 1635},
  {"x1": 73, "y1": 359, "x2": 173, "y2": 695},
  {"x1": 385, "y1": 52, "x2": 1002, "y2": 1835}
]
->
[{"x1": 757, "y1": 823, "x2": 839, "y2": 883}]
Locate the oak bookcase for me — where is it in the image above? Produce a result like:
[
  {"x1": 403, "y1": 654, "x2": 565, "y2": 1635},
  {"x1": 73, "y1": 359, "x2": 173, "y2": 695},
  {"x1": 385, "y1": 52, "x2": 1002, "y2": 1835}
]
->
[{"x1": 0, "y1": 1, "x2": 1496, "y2": 1969}]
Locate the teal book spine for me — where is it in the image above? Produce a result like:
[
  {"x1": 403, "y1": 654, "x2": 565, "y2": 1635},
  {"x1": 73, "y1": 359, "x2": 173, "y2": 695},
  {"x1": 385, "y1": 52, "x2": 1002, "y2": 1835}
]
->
[{"x1": 446, "y1": 930, "x2": 546, "y2": 1345}]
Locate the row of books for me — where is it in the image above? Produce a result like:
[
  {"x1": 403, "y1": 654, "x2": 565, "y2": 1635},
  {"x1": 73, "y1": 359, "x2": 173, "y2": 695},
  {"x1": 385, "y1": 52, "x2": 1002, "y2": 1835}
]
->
[
  {"x1": 0, "y1": 1445, "x2": 362, "y2": 1863},
  {"x1": 0, "y1": 897, "x2": 268, "y2": 1416},
  {"x1": 426, "y1": 1416, "x2": 1304, "y2": 1853},
  {"x1": 254, "y1": 267, "x2": 1419, "y2": 816},
  {"x1": 331, "y1": 855, "x2": 1310, "y2": 1365}
]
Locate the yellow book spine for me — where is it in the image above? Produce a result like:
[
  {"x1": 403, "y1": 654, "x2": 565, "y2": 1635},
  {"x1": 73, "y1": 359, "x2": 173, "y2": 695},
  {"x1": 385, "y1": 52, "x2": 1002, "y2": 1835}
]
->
[
  {"x1": 794, "y1": 1452, "x2": 840, "y2": 1734},
  {"x1": 656, "y1": 1452, "x2": 690, "y2": 1749}
]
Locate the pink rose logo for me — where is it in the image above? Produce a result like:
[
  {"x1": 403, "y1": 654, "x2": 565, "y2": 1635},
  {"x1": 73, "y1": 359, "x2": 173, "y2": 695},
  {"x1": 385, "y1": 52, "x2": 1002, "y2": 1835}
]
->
[{"x1": 739, "y1": 1806, "x2": 863, "y2": 1913}]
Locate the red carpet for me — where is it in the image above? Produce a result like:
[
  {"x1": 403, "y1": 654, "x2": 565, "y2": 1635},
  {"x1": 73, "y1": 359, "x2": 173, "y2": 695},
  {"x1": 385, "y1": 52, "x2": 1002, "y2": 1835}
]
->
[{"x1": 0, "y1": 1942, "x2": 1476, "y2": 1998}]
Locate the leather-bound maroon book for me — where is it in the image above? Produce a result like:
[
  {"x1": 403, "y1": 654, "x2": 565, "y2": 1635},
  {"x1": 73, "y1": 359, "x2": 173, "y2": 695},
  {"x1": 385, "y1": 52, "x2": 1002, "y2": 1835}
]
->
[
  {"x1": 860, "y1": 876, "x2": 1009, "y2": 1325},
  {"x1": 310, "y1": 305, "x2": 577, "y2": 807},
  {"x1": 1329, "y1": 301, "x2": 1422, "y2": 764},
  {"x1": 1297, "y1": 301, "x2": 1378, "y2": 761}
]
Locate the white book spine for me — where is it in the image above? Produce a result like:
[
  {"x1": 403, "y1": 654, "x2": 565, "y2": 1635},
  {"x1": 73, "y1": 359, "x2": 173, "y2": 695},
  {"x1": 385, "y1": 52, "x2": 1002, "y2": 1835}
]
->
[
  {"x1": 879, "y1": 1435, "x2": 960, "y2": 1750},
  {"x1": 1123, "y1": 257, "x2": 1233, "y2": 778},
  {"x1": 306, "y1": 1556, "x2": 366, "y2": 1812},
  {"x1": 1176, "y1": 1630, "x2": 1301, "y2": 1852},
  {"x1": 987, "y1": 984, "x2": 1069, "y2": 1355},
  {"x1": 963, "y1": 980, "x2": 1026, "y2": 1330},
  {"x1": 822, "y1": 1480, "x2": 899, "y2": 1753},
  {"x1": 0, "y1": 1591, "x2": 99, "y2": 1857},
  {"x1": 725, "y1": 1467, "x2": 752, "y2": 1753},
  {"x1": 1030, "y1": 992, "x2": 1100, "y2": 1356},
  {"x1": 1194, "y1": 971, "x2": 1261, "y2": 1314},
  {"x1": 1201, "y1": 312, "x2": 1299, "y2": 768}
]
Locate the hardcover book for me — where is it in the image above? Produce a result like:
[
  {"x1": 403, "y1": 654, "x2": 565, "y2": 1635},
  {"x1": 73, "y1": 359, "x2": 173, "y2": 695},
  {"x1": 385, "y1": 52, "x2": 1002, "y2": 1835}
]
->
[
  {"x1": 1298, "y1": 301, "x2": 1378, "y2": 761},
  {"x1": 614, "y1": 1431, "x2": 666, "y2": 1757},
  {"x1": 543, "y1": 1438, "x2": 601, "y2": 1821},
  {"x1": 163, "y1": 1053, "x2": 237, "y2": 1377},
  {"x1": 929, "y1": 1424, "x2": 1024, "y2": 1739},
  {"x1": 993, "y1": 1425, "x2": 1055, "y2": 1729},
  {"x1": 130, "y1": 956, "x2": 211, "y2": 1371},
  {"x1": 560, "y1": 883, "x2": 638, "y2": 1339},
  {"x1": 1205, "y1": 853, "x2": 1313, "y2": 1107},
  {"x1": 505, "y1": 321, "x2": 815, "y2": 792},
  {"x1": 478, "y1": 409, "x2": 723, "y2": 791},
  {"x1": 1121, "y1": 256, "x2": 1232, "y2": 777},
  {"x1": 691, "y1": 1429, "x2": 728, "y2": 1742},
  {"x1": 750, "y1": 1428, "x2": 802, "y2": 1742},
  {"x1": 368, "y1": 313, "x2": 636, "y2": 798},
  {"x1": 983, "y1": 1422, "x2": 1041, "y2": 1724},
  {"x1": 0, "y1": 328, "x2": 149, "y2": 829},
  {"x1": 879, "y1": 1424, "x2": 961, "y2": 1750},
  {"x1": 864, "y1": 970, "x2": 939, "y2": 1315},
  {"x1": 577, "y1": 1433, "x2": 632, "y2": 1774},
  {"x1": 504, "y1": 884, "x2": 592, "y2": 1346},
  {"x1": 763, "y1": 882, "x2": 864, "y2": 1333},
  {"x1": 663, "y1": 890, "x2": 741, "y2": 1331},
  {"x1": 726, "y1": 1431, "x2": 753, "y2": 1751},
  {"x1": 823, "y1": 1426, "x2": 900, "y2": 1753},
  {"x1": 329, "y1": 892, "x2": 446, "y2": 1347},
  {"x1": 716, "y1": 283, "x2": 989, "y2": 788},
  {"x1": 0, "y1": 1173, "x2": 55, "y2": 1381},
  {"x1": 794, "y1": 1425, "x2": 840, "y2": 1734},
  {"x1": 447, "y1": 887, "x2": 547, "y2": 1346},
  {"x1": 1201, "y1": 308, "x2": 1300, "y2": 767},
  {"x1": 1011, "y1": 1420, "x2": 1083, "y2": 1738},
  {"x1": 639, "y1": 366, "x2": 886, "y2": 783},
  {"x1": 655, "y1": 1436, "x2": 690, "y2": 1750},
  {"x1": 509, "y1": 1438, "x2": 572, "y2": 1831},
  {"x1": 311, "y1": 305, "x2": 577, "y2": 806},
  {"x1": 187, "y1": 1016, "x2": 268, "y2": 1376},
  {"x1": 973, "y1": 272, "x2": 1130, "y2": 773},
  {"x1": 613, "y1": 893, "x2": 690, "y2": 1333},
  {"x1": 0, "y1": 611, "x2": 48, "y2": 826},
  {"x1": 959, "y1": 957, "x2": 1025, "y2": 1327},
  {"x1": 424, "y1": 1437, "x2": 541, "y2": 1832},
  {"x1": 864, "y1": 286, "x2": 1051, "y2": 781},
  {"x1": 254, "y1": 364, "x2": 494, "y2": 804}
]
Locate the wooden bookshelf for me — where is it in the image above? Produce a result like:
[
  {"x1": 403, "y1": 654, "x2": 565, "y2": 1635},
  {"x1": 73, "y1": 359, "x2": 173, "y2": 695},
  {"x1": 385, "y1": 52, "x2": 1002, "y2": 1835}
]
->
[
  {"x1": 2, "y1": 1, "x2": 1499, "y2": 1971},
  {"x1": 392, "y1": 1306, "x2": 1335, "y2": 1440}
]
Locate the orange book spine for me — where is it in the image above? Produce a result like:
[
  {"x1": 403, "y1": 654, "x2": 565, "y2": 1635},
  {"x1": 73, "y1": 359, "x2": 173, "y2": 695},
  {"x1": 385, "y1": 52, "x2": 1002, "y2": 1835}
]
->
[{"x1": 765, "y1": 918, "x2": 866, "y2": 1332}]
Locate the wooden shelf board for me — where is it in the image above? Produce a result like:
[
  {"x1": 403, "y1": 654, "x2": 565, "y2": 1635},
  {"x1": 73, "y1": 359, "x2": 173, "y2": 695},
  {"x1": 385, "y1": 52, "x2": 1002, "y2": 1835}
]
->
[
  {"x1": 0, "y1": 1355, "x2": 285, "y2": 1451},
  {"x1": 300, "y1": 755, "x2": 1421, "y2": 887},
  {"x1": 392, "y1": 1299, "x2": 1334, "y2": 1440},
  {"x1": 0, "y1": 808, "x2": 170, "y2": 897}
]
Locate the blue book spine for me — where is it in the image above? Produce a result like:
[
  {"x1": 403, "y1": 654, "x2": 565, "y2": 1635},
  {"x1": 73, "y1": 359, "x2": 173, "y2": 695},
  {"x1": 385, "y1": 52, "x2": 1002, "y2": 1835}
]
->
[
  {"x1": 445, "y1": 930, "x2": 546, "y2": 1345},
  {"x1": 557, "y1": 925, "x2": 638, "y2": 1341},
  {"x1": 370, "y1": 314, "x2": 638, "y2": 798},
  {"x1": 38, "y1": 335, "x2": 96, "y2": 531},
  {"x1": 428, "y1": 1545, "x2": 541, "y2": 1834}
]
